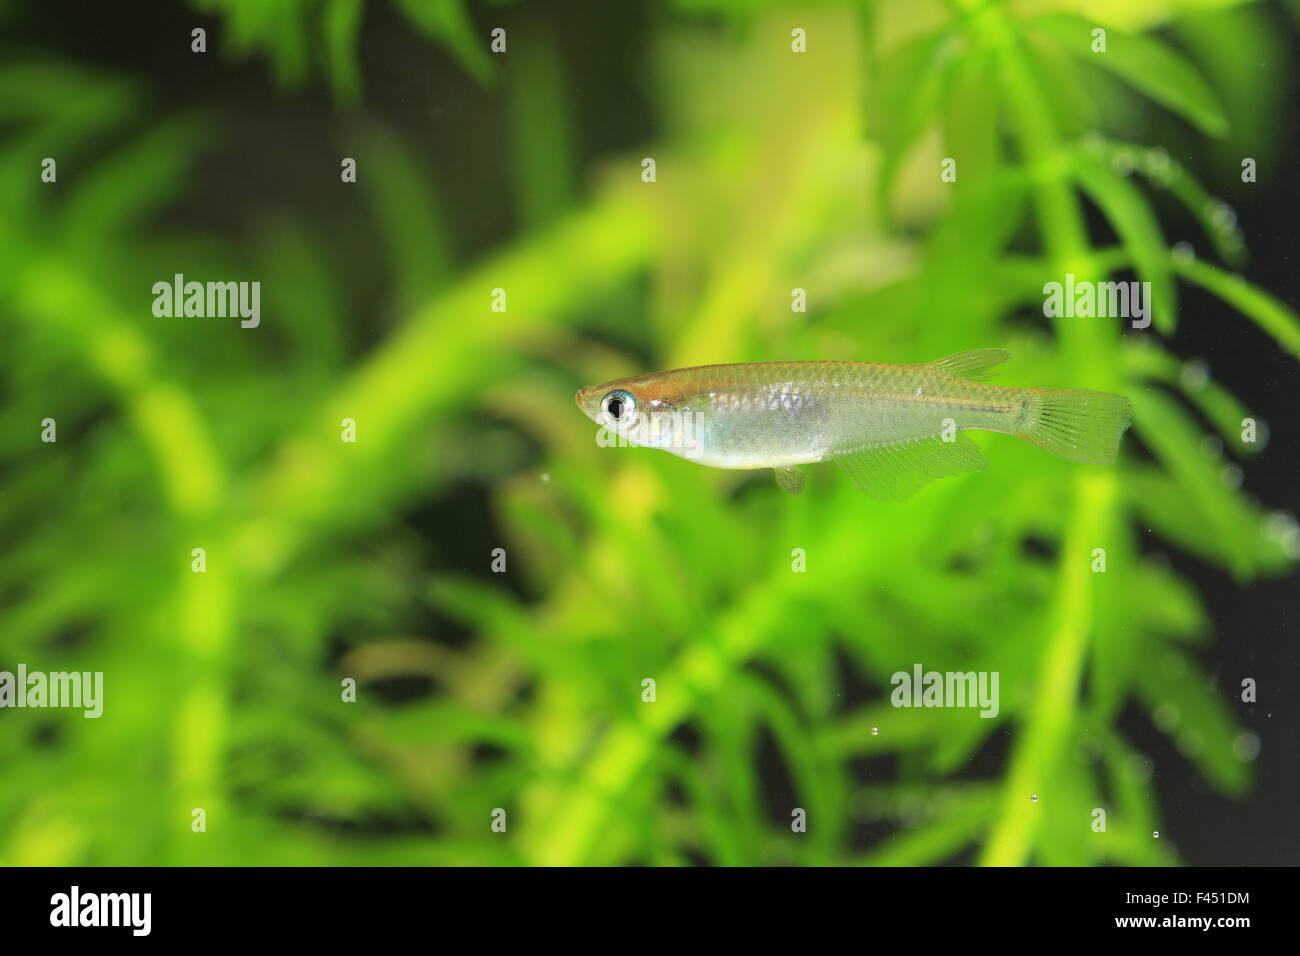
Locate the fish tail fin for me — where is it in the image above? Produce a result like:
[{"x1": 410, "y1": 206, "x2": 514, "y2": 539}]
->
[{"x1": 1018, "y1": 388, "x2": 1132, "y2": 464}]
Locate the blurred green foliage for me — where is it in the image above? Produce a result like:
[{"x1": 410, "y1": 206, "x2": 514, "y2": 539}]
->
[{"x1": 1, "y1": 0, "x2": 1297, "y2": 866}]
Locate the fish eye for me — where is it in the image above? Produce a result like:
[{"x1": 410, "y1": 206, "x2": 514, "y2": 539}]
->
[{"x1": 601, "y1": 389, "x2": 636, "y2": 425}]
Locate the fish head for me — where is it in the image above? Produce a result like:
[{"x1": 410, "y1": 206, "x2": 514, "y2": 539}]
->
[{"x1": 575, "y1": 373, "x2": 699, "y2": 455}]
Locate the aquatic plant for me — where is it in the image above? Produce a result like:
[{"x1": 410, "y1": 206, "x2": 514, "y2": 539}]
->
[{"x1": 0, "y1": 0, "x2": 1295, "y2": 866}]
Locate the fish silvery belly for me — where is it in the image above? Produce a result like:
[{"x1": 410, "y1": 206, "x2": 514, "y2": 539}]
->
[{"x1": 574, "y1": 349, "x2": 1132, "y2": 499}]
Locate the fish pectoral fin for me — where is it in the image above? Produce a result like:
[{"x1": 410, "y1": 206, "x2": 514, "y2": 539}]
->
[
  {"x1": 833, "y1": 434, "x2": 988, "y2": 500},
  {"x1": 773, "y1": 465, "x2": 806, "y2": 494},
  {"x1": 929, "y1": 348, "x2": 1011, "y2": 382}
]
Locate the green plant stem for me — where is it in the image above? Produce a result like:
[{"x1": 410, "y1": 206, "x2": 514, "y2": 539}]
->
[
  {"x1": 18, "y1": 259, "x2": 233, "y2": 861},
  {"x1": 967, "y1": 3, "x2": 1121, "y2": 866}
]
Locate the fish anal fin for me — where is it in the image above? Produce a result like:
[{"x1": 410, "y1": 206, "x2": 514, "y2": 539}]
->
[
  {"x1": 929, "y1": 348, "x2": 1011, "y2": 382},
  {"x1": 833, "y1": 434, "x2": 988, "y2": 500},
  {"x1": 774, "y1": 465, "x2": 806, "y2": 494}
]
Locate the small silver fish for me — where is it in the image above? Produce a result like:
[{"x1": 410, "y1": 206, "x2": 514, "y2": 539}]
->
[{"x1": 575, "y1": 349, "x2": 1132, "y2": 498}]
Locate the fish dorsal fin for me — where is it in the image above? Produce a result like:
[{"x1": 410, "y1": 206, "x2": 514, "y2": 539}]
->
[
  {"x1": 774, "y1": 465, "x2": 806, "y2": 494},
  {"x1": 929, "y1": 348, "x2": 1011, "y2": 381},
  {"x1": 833, "y1": 434, "x2": 988, "y2": 500}
]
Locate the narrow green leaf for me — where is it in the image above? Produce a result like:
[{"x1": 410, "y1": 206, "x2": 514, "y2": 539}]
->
[
  {"x1": 1136, "y1": 643, "x2": 1249, "y2": 796},
  {"x1": 1122, "y1": 340, "x2": 1262, "y2": 457},
  {"x1": 361, "y1": 126, "x2": 453, "y2": 309},
  {"x1": 1172, "y1": 256, "x2": 1300, "y2": 361},
  {"x1": 1034, "y1": 14, "x2": 1229, "y2": 138},
  {"x1": 1088, "y1": 138, "x2": 1245, "y2": 266},
  {"x1": 1131, "y1": 389, "x2": 1263, "y2": 580},
  {"x1": 324, "y1": 0, "x2": 364, "y2": 105},
  {"x1": 394, "y1": 0, "x2": 495, "y2": 86},
  {"x1": 867, "y1": 28, "x2": 963, "y2": 215},
  {"x1": 1071, "y1": 150, "x2": 1176, "y2": 331}
]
